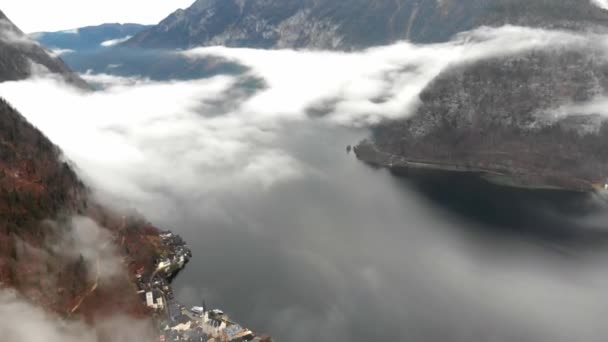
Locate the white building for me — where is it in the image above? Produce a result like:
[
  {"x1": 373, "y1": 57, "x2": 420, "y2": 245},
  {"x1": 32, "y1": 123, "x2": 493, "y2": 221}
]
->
[
  {"x1": 191, "y1": 306, "x2": 204, "y2": 315},
  {"x1": 201, "y1": 311, "x2": 228, "y2": 338},
  {"x1": 157, "y1": 259, "x2": 172, "y2": 270},
  {"x1": 145, "y1": 291, "x2": 164, "y2": 310},
  {"x1": 146, "y1": 292, "x2": 154, "y2": 308}
]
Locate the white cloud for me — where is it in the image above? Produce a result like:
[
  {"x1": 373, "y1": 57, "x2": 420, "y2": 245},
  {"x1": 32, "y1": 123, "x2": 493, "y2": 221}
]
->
[
  {"x1": 591, "y1": 0, "x2": 608, "y2": 10},
  {"x1": 60, "y1": 28, "x2": 80, "y2": 35},
  {"x1": 48, "y1": 216, "x2": 126, "y2": 284},
  {"x1": 27, "y1": 61, "x2": 51, "y2": 76},
  {"x1": 0, "y1": 18, "x2": 39, "y2": 46},
  {"x1": 1, "y1": 25, "x2": 608, "y2": 342},
  {"x1": 9, "y1": 215, "x2": 128, "y2": 294},
  {"x1": 81, "y1": 71, "x2": 150, "y2": 87},
  {"x1": 0, "y1": 289, "x2": 155, "y2": 342},
  {"x1": 182, "y1": 26, "x2": 590, "y2": 126},
  {"x1": 0, "y1": 74, "x2": 305, "y2": 216},
  {"x1": 100, "y1": 35, "x2": 132, "y2": 47},
  {"x1": 0, "y1": 215, "x2": 155, "y2": 342},
  {"x1": 548, "y1": 96, "x2": 608, "y2": 118},
  {"x1": 49, "y1": 48, "x2": 75, "y2": 57},
  {"x1": 0, "y1": 25, "x2": 599, "y2": 218},
  {"x1": 531, "y1": 95, "x2": 608, "y2": 133},
  {"x1": 0, "y1": 290, "x2": 95, "y2": 342}
]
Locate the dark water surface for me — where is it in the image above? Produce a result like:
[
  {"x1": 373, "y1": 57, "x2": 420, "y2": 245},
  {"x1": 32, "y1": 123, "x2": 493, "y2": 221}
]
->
[{"x1": 152, "y1": 122, "x2": 608, "y2": 342}]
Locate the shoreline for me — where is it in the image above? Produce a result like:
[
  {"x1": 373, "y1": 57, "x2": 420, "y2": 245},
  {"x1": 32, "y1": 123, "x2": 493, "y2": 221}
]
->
[
  {"x1": 353, "y1": 140, "x2": 601, "y2": 193},
  {"x1": 137, "y1": 230, "x2": 270, "y2": 342}
]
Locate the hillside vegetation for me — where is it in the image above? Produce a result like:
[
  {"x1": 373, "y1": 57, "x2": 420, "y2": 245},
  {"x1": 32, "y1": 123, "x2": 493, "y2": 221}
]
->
[
  {"x1": 126, "y1": 0, "x2": 608, "y2": 50},
  {"x1": 0, "y1": 98, "x2": 172, "y2": 322},
  {"x1": 0, "y1": 10, "x2": 88, "y2": 87},
  {"x1": 358, "y1": 46, "x2": 608, "y2": 191}
]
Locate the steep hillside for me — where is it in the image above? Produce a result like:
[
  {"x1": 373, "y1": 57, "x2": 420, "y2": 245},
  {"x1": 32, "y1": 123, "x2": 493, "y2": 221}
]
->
[
  {"x1": 122, "y1": 0, "x2": 608, "y2": 192},
  {"x1": 0, "y1": 10, "x2": 88, "y2": 87},
  {"x1": 356, "y1": 45, "x2": 608, "y2": 192},
  {"x1": 0, "y1": 97, "x2": 173, "y2": 321},
  {"x1": 125, "y1": 0, "x2": 608, "y2": 50}
]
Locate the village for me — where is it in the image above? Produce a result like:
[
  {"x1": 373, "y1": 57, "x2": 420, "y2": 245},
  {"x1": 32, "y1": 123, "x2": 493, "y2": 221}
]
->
[{"x1": 136, "y1": 231, "x2": 269, "y2": 342}]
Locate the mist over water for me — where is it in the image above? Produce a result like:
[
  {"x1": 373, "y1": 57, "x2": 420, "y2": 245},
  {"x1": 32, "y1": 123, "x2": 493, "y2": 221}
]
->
[
  {"x1": 4, "y1": 25, "x2": 608, "y2": 341},
  {"x1": 153, "y1": 122, "x2": 608, "y2": 342}
]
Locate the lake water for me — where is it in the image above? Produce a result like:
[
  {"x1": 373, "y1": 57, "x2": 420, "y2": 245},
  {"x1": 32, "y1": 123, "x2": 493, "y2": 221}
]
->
[
  {"x1": 5, "y1": 41, "x2": 608, "y2": 342},
  {"x1": 151, "y1": 122, "x2": 608, "y2": 342}
]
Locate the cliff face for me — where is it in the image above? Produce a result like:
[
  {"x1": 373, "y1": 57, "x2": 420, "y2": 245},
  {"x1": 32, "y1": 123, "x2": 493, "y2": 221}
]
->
[
  {"x1": 357, "y1": 45, "x2": 608, "y2": 192},
  {"x1": 0, "y1": 10, "x2": 88, "y2": 87},
  {"x1": 125, "y1": 0, "x2": 608, "y2": 50}
]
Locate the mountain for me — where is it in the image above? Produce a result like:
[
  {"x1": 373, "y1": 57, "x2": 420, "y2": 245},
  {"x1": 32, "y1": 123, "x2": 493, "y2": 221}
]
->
[
  {"x1": 125, "y1": 0, "x2": 608, "y2": 50},
  {"x1": 41, "y1": 47, "x2": 245, "y2": 82},
  {"x1": 0, "y1": 10, "x2": 175, "y2": 322},
  {"x1": 355, "y1": 40, "x2": 608, "y2": 192},
  {"x1": 0, "y1": 10, "x2": 88, "y2": 87},
  {"x1": 124, "y1": 0, "x2": 608, "y2": 192},
  {"x1": 0, "y1": 96, "x2": 176, "y2": 319},
  {"x1": 32, "y1": 23, "x2": 151, "y2": 52},
  {"x1": 28, "y1": 22, "x2": 243, "y2": 82}
]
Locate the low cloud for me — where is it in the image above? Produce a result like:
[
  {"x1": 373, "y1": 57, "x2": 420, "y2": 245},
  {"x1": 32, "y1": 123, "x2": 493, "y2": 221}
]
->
[
  {"x1": 49, "y1": 48, "x2": 75, "y2": 57},
  {"x1": 0, "y1": 74, "x2": 305, "y2": 217},
  {"x1": 0, "y1": 18, "x2": 39, "y2": 46},
  {"x1": 532, "y1": 95, "x2": 608, "y2": 134},
  {"x1": 0, "y1": 25, "x2": 601, "y2": 220},
  {"x1": 48, "y1": 216, "x2": 125, "y2": 284},
  {"x1": 60, "y1": 28, "x2": 80, "y2": 35},
  {"x1": 0, "y1": 289, "x2": 155, "y2": 342},
  {"x1": 183, "y1": 25, "x2": 590, "y2": 126},
  {"x1": 1, "y1": 215, "x2": 154, "y2": 342},
  {"x1": 2, "y1": 25, "x2": 608, "y2": 342},
  {"x1": 0, "y1": 290, "x2": 95, "y2": 342},
  {"x1": 81, "y1": 71, "x2": 150, "y2": 87},
  {"x1": 9, "y1": 215, "x2": 128, "y2": 299},
  {"x1": 592, "y1": 0, "x2": 608, "y2": 10},
  {"x1": 100, "y1": 36, "x2": 132, "y2": 47},
  {"x1": 539, "y1": 96, "x2": 608, "y2": 119}
]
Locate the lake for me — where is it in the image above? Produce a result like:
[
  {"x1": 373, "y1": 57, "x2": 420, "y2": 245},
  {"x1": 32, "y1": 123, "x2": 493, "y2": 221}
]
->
[{"x1": 149, "y1": 121, "x2": 608, "y2": 342}]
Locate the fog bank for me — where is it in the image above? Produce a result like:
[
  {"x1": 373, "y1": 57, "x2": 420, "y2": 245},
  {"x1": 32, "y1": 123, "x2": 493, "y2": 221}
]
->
[{"x1": 2, "y1": 25, "x2": 608, "y2": 341}]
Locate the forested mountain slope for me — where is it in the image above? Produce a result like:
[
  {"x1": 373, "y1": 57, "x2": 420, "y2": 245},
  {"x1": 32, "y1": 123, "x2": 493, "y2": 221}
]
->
[
  {"x1": 356, "y1": 45, "x2": 608, "y2": 191},
  {"x1": 0, "y1": 97, "x2": 171, "y2": 320},
  {"x1": 0, "y1": 10, "x2": 87, "y2": 87},
  {"x1": 126, "y1": 0, "x2": 608, "y2": 50}
]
